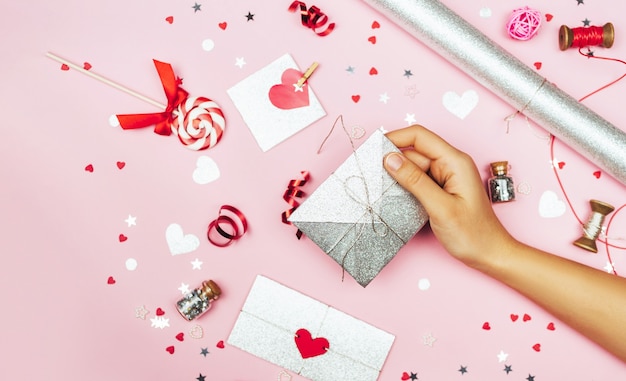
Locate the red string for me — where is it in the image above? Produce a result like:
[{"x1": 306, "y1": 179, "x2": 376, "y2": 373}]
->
[
  {"x1": 207, "y1": 205, "x2": 248, "y2": 247},
  {"x1": 288, "y1": 1, "x2": 335, "y2": 36},
  {"x1": 570, "y1": 26, "x2": 605, "y2": 49},
  {"x1": 547, "y1": 49, "x2": 626, "y2": 275},
  {"x1": 282, "y1": 171, "x2": 310, "y2": 239}
]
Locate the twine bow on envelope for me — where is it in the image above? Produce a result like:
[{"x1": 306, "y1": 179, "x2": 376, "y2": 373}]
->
[{"x1": 116, "y1": 60, "x2": 189, "y2": 135}]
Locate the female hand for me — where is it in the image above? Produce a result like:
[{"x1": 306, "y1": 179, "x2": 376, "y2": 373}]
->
[{"x1": 383, "y1": 125, "x2": 516, "y2": 269}]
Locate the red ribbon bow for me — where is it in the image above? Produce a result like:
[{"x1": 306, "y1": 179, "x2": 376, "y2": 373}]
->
[
  {"x1": 117, "y1": 60, "x2": 188, "y2": 135},
  {"x1": 288, "y1": 1, "x2": 335, "y2": 36}
]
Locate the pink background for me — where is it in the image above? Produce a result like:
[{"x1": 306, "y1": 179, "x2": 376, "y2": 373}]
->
[{"x1": 2, "y1": 0, "x2": 626, "y2": 379}]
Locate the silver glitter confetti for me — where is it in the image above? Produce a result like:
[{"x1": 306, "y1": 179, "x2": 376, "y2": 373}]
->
[
  {"x1": 288, "y1": 129, "x2": 429, "y2": 287},
  {"x1": 227, "y1": 276, "x2": 395, "y2": 381},
  {"x1": 362, "y1": 0, "x2": 626, "y2": 185}
]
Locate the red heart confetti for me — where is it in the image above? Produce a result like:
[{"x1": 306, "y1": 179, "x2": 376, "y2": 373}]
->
[
  {"x1": 523, "y1": 313, "x2": 532, "y2": 322},
  {"x1": 294, "y1": 328, "x2": 329, "y2": 359},
  {"x1": 156, "y1": 308, "x2": 165, "y2": 316},
  {"x1": 401, "y1": 372, "x2": 410, "y2": 380},
  {"x1": 218, "y1": 22, "x2": 227, "y2": 30},
  {"x1": 107, "y1": 276, "x2": 116, "y2": 285},
  {"x1": 534, "y1": 62, "x2": 542, "y2": 70},
  {"x1": 532, "y1": 343, "x2": 541, "y2": 352},
  {"x1": 118, "y1": 234, "x2": 128, "y2": 242},
  {"x1": 482, "y1": 322, "x2": 491, "y2": 330},
  {"x1": 510, "y1": 314, "x2": 519, "y2": 322},
  {"x1": 369, "y1": 67, "x2": 378, "y2": 75},
  {"x1": 545, "y1": 14, "x2": 553, "y2": 22},
  {"x1": 83, "y1": 62, "x2": 92, "y2": 70},
  {"x1": 216, "y1": 340, "x2": 225, "y2": 348},
  {"x1": 60, "y1": 64, "x2": 70, "y2": 71},
  {"x1": 368, "y1": 36, "x2": 377, "y2": 44},
  {"x1": 165, "y1": 16, "x2": 174, "y2": 24},
  {"x1": 593, "y1": 170, "x2": 601, "y2": 178},
  {"x1": 116, "y1": 161, "x2": 126, "y2": 170},
  {"x1": 84, "y1": 164, "x2": 94, "y2": 172},
  {"x1": 558, "y1": 161, "x2": 565, "y2": 169},
  {"x1": 166, "y1": 346, "x2": 175, "y2": 354},
  {"x1": 371, "y1": 20, "x2": 380, "y2": 29},
  {"x1": 547, "y1": 322, "x2": 556, "y2": 331},
  {"x1": 175, "y1": 332, "x2": 184, "y2": 342},
  {"x1": 351, "y1": 95, "x2": 361, "y2": 103}
]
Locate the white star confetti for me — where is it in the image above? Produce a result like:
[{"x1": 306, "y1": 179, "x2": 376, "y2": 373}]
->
[
  {"x1": 235, "y1": 57, "x2": 246, "y2": 68},
  {"x1": 497, "y1": 350, "x2": 509, "y2": 363},
  {"x1": 604, "y1": 261, "x2": 616, "y2": 273},
  {"x1": 135, "y1": 305, "x2": 149, "y2": 319},
  {"x1": 125, "y1": 215, "x2": 137, "y2": 227},
  {"x1": 404, "y1": 113, "x2": 416, "y2": 125},
  {"x1": 293, "y1": 83, "x2": 304, "y2": 92},
  {"x1": 191, "y1": 258, "x2": 203, "y2": 270},
  {"x1": 422, "y1": 332, "x2": 437, "y2": 347},
  {"x1": 178, "y1": 282, "x2": 191, "y2": 295},
  {"x1": 379, "y1": 93, "x2": 390, "y2": 104},
  {"x1": 150, "y1": 316, "x2": 170, "y2": 329}
]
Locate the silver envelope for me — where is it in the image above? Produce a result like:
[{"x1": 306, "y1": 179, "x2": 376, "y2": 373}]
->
[{"x1": 289, "y1": 129, "x2": 428, "y2": 286}]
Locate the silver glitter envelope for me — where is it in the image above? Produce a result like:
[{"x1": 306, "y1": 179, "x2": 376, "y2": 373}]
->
[
  {"x1": 288, "y1": 129, "x2": 428, "y2": 287},
  {"x1": 227, "y1": 275, "x2": 395, "y2": 381}
]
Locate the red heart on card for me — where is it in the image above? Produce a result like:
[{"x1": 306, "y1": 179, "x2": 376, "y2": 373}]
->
[
  {"x1": 368, "y1": 36, "x2": 377, "y2": 44},
  {"x1": 523, "y1": 313, "x2": 532, "y2": 322},
  {"x1": 175, "y1": 332, "x2": 184, "y2": 341},
  {"x1": 534, "y1": 62, "x2": 542, "y2": 70},
  {"x1": 510, "y1": 314, "x2": 519, "y2": 322},
  {"x1": 371, "y1": 21, "x2": 380, "y2": 29},
  {"x1": 294, "y1": 328, "x2": 329, "y2": 359},
  {"x1": 218, "y1": 22, "x2": 227, "y2": 30},
  {"x1": 268, "y1": 69, "x2": 309, "y2": 110},
  {"x1": 84, "y1": 164, "x2": 94, "y2": 172},
  {"x1": 351, "y1": 95, "x2": 361, "y2": 103},
  {"x1": 166, "y1": 346, "x2": 175, "y2": 354},
  {"x1": 547, "y1": 322, "x2": 556, "y2": 331},
  {"x1": 165, "y1": 16, "x2": 174, "y2": 24},
  {"x1": 118, "y1": 234, "x2": 127, "y2": 242},
  {"x1": 369, "y1": 67, "x2": 378, "y2": 75},
  {"x1": 216, "y1": 340, "x2": 225, "y2": 348},
  {"x1": 545, "y1": 14, "x2": 553, "y2": 22},
  {"x1": 593, "y1": 170, "x2": 601, "y2": 178},
  {"x1": 532, "y1": 343, "x2": 541, "y2": 352},
  {"x1": 156, "y1": 308, "x2": 165, "y2": 316},
  {"x1": 116, "y1": 161, "x2": 125, "y2": 169},
  {"x1": 83, "y1": 62, "x2": 92, "y2": 70},
  {"x1": 401, "y1": 372, "x2": 410, "y2": 380},
  {"x1": 107, "y1": 276, "x2": 116, "y2": 285},
  {"x1": 482, "y1": 322, "x2": 491, "y2": 330}
]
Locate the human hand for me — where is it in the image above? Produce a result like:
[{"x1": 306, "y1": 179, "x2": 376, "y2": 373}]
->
[{"x1": 383, "y1": 125, "x2": 516, "y2": 269}]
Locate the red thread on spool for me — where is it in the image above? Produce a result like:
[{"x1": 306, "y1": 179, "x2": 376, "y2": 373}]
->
[{"x1": 559, "y1": 23, "x2": 614, "y2": 50}]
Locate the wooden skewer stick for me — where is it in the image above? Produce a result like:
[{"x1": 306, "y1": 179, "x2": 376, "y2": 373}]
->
[{"x1": 45, "y1": 52, "x2": 166, "y2": 109}]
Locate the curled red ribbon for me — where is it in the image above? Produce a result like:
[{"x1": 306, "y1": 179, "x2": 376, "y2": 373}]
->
[
  {"x1": 282, "y1": 171, "x2": 310, "y2": 239},
  {"x1": 288, "y1": 1, "x2": 335, "y2": 36},
  {"x1": 116, "y1": 60, "x2": 189, "y2": 136},
  {"x1": 207, "y1": 205, "x2": 248, "y2": 247}
]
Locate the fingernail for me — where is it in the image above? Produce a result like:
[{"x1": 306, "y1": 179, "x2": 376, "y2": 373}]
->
[{"x1": 385, "y1": 153, "x2": 403, "y2": 171}]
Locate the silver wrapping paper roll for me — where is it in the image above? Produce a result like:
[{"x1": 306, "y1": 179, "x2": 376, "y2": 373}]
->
[{"x1": 362, "y1": 0, "x2": 626, "y2": 185}]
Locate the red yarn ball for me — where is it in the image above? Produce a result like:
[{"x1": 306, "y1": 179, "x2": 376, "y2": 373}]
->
[{"x1": 506, "y1": 7, "x2": 542, "y2": 41}]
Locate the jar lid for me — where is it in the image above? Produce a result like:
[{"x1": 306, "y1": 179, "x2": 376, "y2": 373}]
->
[
  {"x1": 490, "y1": 161, "x2": 509, "y2": 175},
  {"x1": 201, "y1": 280, "x2": 222, "y2": 300}
]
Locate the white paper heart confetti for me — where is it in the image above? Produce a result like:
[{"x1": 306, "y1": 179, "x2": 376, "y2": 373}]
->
[
  {"x1": 442, "y1": 90, "x2": 479, "y2": 119},
  {"x1": 538, "y1": 190, "x2": 566, "y2": 218},
  {"x1": 166, "y1": 223, "x2": 200, "y2": 255},
  {"x1": 193, "y1": 156, "x2": 220, "y2": 184}
]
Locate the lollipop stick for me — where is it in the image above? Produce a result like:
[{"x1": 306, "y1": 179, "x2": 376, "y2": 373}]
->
[{"x1": 46, "y1": 52, "x2": 166, "y2": 109}]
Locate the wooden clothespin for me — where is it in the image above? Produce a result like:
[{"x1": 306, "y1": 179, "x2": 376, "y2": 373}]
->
[{"x1": 296, "y1": 62, "x2": 319, "y2": 87}]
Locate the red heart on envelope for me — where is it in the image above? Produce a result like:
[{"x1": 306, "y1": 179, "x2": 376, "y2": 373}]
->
[
  {"x1": 294, "y1": 328, "x2": 329, "y2": 359},
  {"x1": 269, "y1": 69, "x2": 309, "y2": 110}
]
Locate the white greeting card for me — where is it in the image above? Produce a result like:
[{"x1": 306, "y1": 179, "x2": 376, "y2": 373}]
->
[
  {"x1": 227, "y1": 275, "x2": 395, "y2": 381},
  {"x1": 227, "y1": 54, "x2": 326, "y2": 152}
]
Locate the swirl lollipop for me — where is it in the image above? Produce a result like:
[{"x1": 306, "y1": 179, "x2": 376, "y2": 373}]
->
[{"x1": 46, "y1": 53, "x2": 225, "y2": 151}]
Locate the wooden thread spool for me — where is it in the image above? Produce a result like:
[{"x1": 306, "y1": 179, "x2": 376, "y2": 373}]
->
[
  {"x1": 573, "y1": 199, "x2": 615, "y2": 253},
  {"x1": 559, "y1": 23, "x2": 614, "y2": 51}
]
